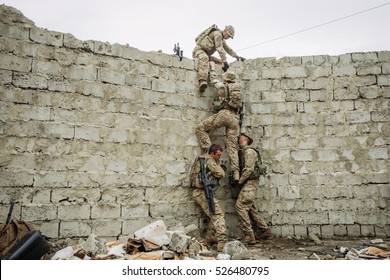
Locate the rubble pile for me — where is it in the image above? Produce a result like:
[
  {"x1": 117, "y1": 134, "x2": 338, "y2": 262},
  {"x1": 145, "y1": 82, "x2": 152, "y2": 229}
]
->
[
  {"x1": 343, "y1": 239, "x2": 390, "y2": 260},
  {"x1": 46, "y1": 220, "x2": 251, "y2": 260},
  {"x1": 43, "y1": 220, "x2": 390, "y2": 261}
]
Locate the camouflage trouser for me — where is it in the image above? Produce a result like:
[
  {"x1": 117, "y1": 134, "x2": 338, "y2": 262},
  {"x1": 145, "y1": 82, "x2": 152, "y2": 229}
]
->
[
  {"x1": 235, "y1": 179, "x2": 268, "y2": 235},
  {"x1": 192, "y1": 189, "x2": 228, "y2": 242},
  {"x1": 195, "y1": 109, "x2": 240, "y2": 173},
  {"x1": 192, "y1": 46, "x2": 222, "y2": 82}
]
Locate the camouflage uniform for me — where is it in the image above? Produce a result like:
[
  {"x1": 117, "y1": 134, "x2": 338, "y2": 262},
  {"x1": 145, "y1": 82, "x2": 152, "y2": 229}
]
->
[
  {"x1": 190, "y1": 154, "x2": 227, "y2": 244},
  {"x1": 195, "y1": 71, "x2": 242, "y2": 179},
  {"x1": 192, "y1": 25, "x2": 237, "y2": 89},
  {"x1": 236, "y1": 144, "x2": 270, "y2": 238}
]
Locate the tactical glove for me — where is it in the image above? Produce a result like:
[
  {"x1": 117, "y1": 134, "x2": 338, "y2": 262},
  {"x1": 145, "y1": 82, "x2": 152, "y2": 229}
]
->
[
  {"x1": 236, "y1": 56, "x2": 246, "y2": 61},
  {"x1": 222, "y1": 62, "x2": 229, "y2": 72}
]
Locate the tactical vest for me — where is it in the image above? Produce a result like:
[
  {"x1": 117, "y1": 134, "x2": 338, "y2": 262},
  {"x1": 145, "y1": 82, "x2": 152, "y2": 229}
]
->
[
  {"x1": 238, "y1": 147, "x2": 267, "y2": 180},
  {"x1": 195, "y1": 24, "x2": 218, "y2": 44},
  {"x1": 213, "y1": 83, "x2": 240, "y2": 112},
  {"x1": 213, "y1": 83, "x2": 228, "y2": 111}
]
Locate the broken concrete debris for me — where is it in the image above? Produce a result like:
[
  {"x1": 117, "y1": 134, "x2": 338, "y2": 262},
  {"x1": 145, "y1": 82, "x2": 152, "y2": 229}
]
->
[
  {"x1": 42, "y1": 220, "x2": 390, "y2": 260},
  {"x1": 169, "y1": 232, "x2": 191, "y2": 253},
  {"x1": 44, "y1": 220, "x2": 255, "y2": 260},
  {"x1": 345, "y1": 246, "x2": 390, "y2": 260},
  {"x1": 308, "y1": 232, "x2": 322, "y2": 245},
  {"x1": 222, "y1": 240, "x2": 251, "y2": 260},
  {"x1": 305, "y1": 236, "x2": 390, "y2": 260}
]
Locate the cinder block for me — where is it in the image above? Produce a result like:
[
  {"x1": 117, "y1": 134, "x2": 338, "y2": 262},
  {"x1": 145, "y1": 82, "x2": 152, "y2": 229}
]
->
[
  {"x1": 122, "y1": 204, "x2": 149, "y2": 219},
  {"x1": 58, "y1": 204, "x2": 91, "y2": 220},
  {"x1": 347, "y1": 224, "x2": 361, "y2": 236},
  {"x1": 151, "y1": 79, "x2": 176, "y2": 93},
  {"x1": 0, "y1": 22, "x2": 30, "y2": 40},
  {"x1": 22, "y1": 205, "x2": 57, "y2": 221},
  {"x1": 0, "y1": 69, "x2": 12, "y2": 84},
  {"x1": 91, "y1": 204, "x2": 121, "y2": 219},
  {"x1": 334, "y1": 225, "x2": 348, "y2": 236},
  {"x1": 0, "y1": 53, "x2": 32, "y2": 72},
  {"x1": 361, "y1": 225, "x2": 375, "y2": 237},
  {"x1": 60, "y1": 221, "x2": 92, "y2": 238},
  {"x1": 294, "y1": 225, "x2": 308, "y2": 237},
  {"x1": 13, "y1": 73, "x2": 47, "y2": 89},
  {"x1": 280, "y1": 225, "x2": 294, "y2": 237},
  {"x1": 34, "y1": 222, "x2": 59, "y2": 238},
  {"x1": 30, "y1": 27, "x2": 63, "y2": 46},
  {"x1": 91, "y1": 221, "x2": 122, "y2": 236},
  {"x1": 320, "y1": 225, "x2": 334, "y2": 238}
]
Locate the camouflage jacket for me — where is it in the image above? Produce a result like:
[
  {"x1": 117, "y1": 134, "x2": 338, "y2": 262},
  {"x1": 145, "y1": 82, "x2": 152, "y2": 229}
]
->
[
  {"x1": 196, "y1": 29, "x2": 236, "y2": 61},
  {"x1": 210, "y1": 70, "x2": 242, "y2": 112},
  {"x1": 190, "y1": 155, "x2": 225, "y2": 189},
  {"x1": 221, "y1": 81, "x2": 242, "y2": 112}
]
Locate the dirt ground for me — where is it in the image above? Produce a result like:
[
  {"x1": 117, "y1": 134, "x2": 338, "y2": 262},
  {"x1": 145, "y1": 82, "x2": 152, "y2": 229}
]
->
[
  {"x1": 241, "y1": 237, "x2": 387, "y2": 260},
  {"x1": 44, "y1": 236, "x2": 389, "y2": 260}
]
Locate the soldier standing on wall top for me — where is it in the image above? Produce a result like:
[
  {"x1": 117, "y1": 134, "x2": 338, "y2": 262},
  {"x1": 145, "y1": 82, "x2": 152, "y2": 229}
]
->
[{"x1": 192, "y1": 24, "x2": 244, "y2": 94}]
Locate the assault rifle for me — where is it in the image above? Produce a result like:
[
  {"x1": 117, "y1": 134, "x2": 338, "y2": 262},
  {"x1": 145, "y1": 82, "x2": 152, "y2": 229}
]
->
[
  {"x1": 198, "y1": 157, "x2": 217, "y2": 214},
  {"x1": 238, "y1": 106, "x2": 243, "y2": 127}
]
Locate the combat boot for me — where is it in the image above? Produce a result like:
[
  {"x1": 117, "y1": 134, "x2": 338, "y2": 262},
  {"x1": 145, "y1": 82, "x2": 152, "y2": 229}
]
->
[
  {"x1": 241, "y1": 232, "x2": 256, "y2": 245},
  {"x1": 259, "y1": 228, "x2": 273, "y2": 240},
  {"x1": 199, "y1": 80, "x2": 207, "y2": 93},
  {"x1": 216, "y1": 241, "x2": 226, "y2": 252}
]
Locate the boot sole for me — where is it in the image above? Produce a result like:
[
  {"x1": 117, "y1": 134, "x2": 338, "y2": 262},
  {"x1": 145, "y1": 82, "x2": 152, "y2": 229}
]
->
[{"x1": 199, "y1": 83, "x2": 207, "y2": 93}]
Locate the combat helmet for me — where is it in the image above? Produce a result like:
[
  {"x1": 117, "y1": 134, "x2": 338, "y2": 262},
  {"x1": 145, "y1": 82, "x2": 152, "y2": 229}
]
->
[
  {"x1": 224, "y1": 25, "x2": 235, "y2": 38},
  {"x1": 222, "y1": 71, "x2": 236, "y2": 82}
]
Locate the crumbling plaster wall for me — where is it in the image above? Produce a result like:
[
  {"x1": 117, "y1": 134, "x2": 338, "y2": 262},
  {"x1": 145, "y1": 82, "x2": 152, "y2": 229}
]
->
[{"x1": 0, "y1": 5, "x2": 389, "y2": 240}]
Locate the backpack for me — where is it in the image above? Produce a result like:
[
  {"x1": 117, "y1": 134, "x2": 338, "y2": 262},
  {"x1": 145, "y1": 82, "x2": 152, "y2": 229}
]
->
[
  {"x1": 190, "y1": 156, "x2": 204, "y2": 188},
  {"x1": 239, "y1": 147, "x2": 267, "y2": 180},
  {"x1": 212, "y1": 83, "x2": 228, "y2": 111},
  {"x1": 252, "y1": 148, "x2": 267, "y2": 178},
  {"x1": 195, "y1": 24, "x2": 218, "y2": 43}
]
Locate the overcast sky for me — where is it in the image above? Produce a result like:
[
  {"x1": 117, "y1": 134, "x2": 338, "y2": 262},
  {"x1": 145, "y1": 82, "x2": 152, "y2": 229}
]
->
[{"x1": 2, "y1": 0, "x2": 390, "y2": 61}]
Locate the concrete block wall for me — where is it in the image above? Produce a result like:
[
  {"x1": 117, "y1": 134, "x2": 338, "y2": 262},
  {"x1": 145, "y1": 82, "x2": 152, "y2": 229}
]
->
[
  {"x1": 0, "y1": 5, "x2": 389, "y2": 240},
  {"x1": 235, "y1": 53, "x2": 390, "y2": 238}
]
